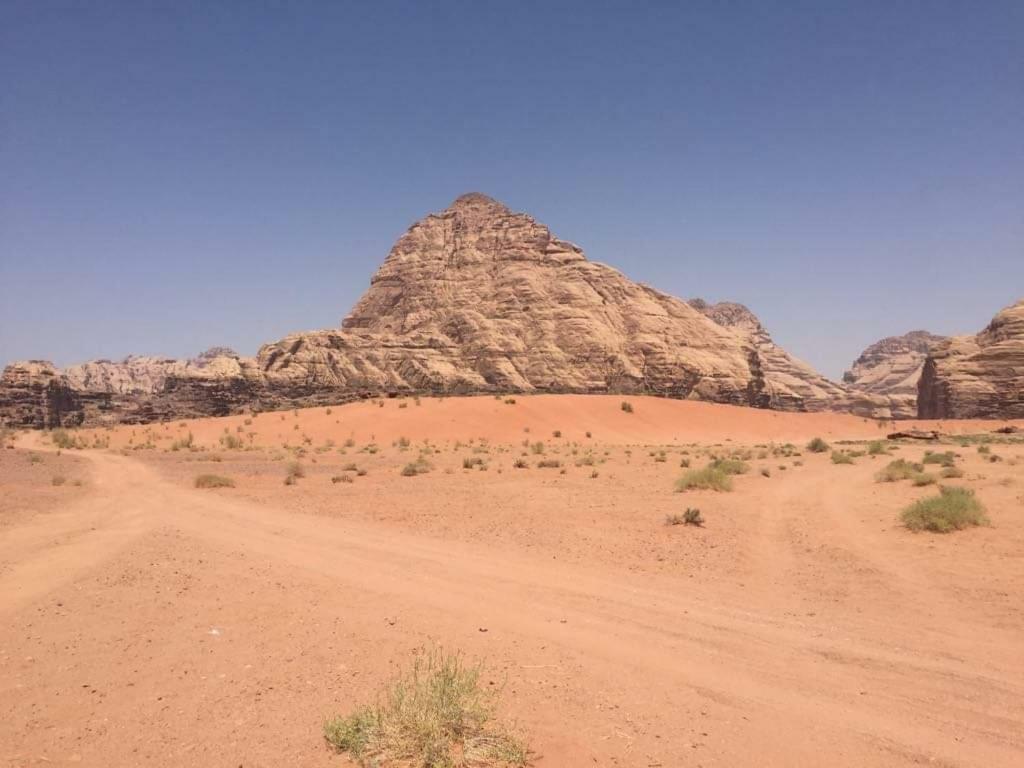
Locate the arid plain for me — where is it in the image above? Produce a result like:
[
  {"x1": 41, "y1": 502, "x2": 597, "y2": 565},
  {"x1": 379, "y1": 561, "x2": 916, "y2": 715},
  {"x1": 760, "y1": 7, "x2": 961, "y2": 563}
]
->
[{"x1": 2, "y1": 394, "x2": 1023, "y2": 767}]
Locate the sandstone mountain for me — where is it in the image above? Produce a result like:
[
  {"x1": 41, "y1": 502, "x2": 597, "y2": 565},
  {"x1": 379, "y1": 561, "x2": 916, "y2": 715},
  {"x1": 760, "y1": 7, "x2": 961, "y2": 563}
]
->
[
  {"x1": 918, "y1": 300, "x2": 1024, "y2": 418},
  {"x1": 1, "y1": 193, "x2": 916, "y2": 427},
  {"x1": 842, "y1": 330, "x2": 947, "y2": 418},
  {"x1": 258, "y1": 193, "x2": 887, "y2": 413}
]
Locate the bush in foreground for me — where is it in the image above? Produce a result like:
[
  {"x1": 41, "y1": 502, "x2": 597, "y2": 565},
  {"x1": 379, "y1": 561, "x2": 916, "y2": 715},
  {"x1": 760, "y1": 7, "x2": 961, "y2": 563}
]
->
[
  {"x1": 323, "y1": 647, "x2": 527, "y2": 767},
  {"x1": 674, "y1": 466, "x2": 732, "y2": 492},
  {"x1": 194, "y1": 474, "x2": 235, "y2": 489},
  {"x1": 901, "y1": 486, "x2": 988, "y2": 533}
]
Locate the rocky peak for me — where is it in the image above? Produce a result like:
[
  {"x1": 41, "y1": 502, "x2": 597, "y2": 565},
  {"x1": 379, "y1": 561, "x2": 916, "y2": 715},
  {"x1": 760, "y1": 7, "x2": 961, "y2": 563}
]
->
[{"x1": 919, "y1": 300, "x2": 1024, "y2": 418}]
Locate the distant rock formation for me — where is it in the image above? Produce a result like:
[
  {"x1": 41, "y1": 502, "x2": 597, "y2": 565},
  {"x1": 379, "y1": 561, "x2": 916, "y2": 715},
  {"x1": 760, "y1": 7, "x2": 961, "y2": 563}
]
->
[
  {"x1": 259, "y1": 193, "x2": 883, "y2": 413},
  {"x1": 842, "y1": 331, "x2": 946, "y2": 418},
  {"x1": 918, "y1": 300, "x2": 1024, "y2": 418},
  {"x1": 4, "y1": 193, "x2": 990, "y2": 428}
]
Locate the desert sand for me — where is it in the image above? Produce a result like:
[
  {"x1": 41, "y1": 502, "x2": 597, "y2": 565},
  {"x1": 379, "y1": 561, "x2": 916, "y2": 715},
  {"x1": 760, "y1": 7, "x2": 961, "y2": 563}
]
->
[{"x1": 2, "y1": 395, "x2": 1023, "y2": 767}]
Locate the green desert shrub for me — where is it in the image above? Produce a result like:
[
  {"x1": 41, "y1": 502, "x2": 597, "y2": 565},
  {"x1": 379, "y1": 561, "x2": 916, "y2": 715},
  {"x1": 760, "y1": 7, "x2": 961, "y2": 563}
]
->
[
  {"x1": 867, "y1": 440, "x2": 888, "y2": 456},
  {"x1": 194, "y1": 474, "x2": 235, "y2": 489},
  {"x1": 940, "y1": 466, "x2": 964, "y2": 479},
  {"x1": 674, "y1": 466, "x2": 732, "y2": 492},
  {"x1": 875, "y1": 459, "x2": 924, "y2": 483},
  {"x1": 323, "y1": 647, "x2": 527, "y2": 767},
  {"x1": 830, "y1": 451, "x2": 854, "y2": 465},
  {"x1": 922, "y1": 450, "x2": 956, "y2": 467},
  {"x1": 401, "y1": 458, "x2": 432, "y2": 477},
  {"x1": 901, "y1": 486, "x2": 988, "y2": 533},
  {"x1": 536, "y1": 459, "x2": 562, "y2": 469},
  {"x1": 806, "y1": 437, "x2": 829, "y2": 454},
  {"x1": 912, "y1": 472, "x2": 937, "y2": 486},
  {"x1": 709, "y1": 457, "x2": 749, "y2": 475}
]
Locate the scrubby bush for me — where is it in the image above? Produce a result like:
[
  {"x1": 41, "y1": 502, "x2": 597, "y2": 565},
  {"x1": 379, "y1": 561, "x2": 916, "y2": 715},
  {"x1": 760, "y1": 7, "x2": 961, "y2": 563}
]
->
[
  {"x1": 620, "y1": 401, "x2": 634, "y2": 414},
  {"x1": 901, "y1": 486, "x2": 988, "y2": 533},
  {"x1": 674, "y1": 466, "x2": 732, "y2": 492},
  {"x1": 666, "y1": 508, "x2": 704, "y2": 526},
  {"x1": 709, "y1": 457, "x2": 749, "y2": 475},
  {"x1": 194, "y1": 474, "x2": 235, "y2": 489},
  {"x1": 806, "y1": 437, "x2": 829, "y2": 453},
  {"x1": 922, "y1": 450, "x2": 956, "y2": 467},
  {"x1": 830, "y1": 451, "x2": 854, "y2": 465},
  {"x1": 323, "y1": 647, "x2": 527, "y2": 767},
  {"x1": 867, "y1": 440, "x2": 888, "y2": 456},
  {"x1": 875, "y1": 459, "x2": 924, "y2": 483}
]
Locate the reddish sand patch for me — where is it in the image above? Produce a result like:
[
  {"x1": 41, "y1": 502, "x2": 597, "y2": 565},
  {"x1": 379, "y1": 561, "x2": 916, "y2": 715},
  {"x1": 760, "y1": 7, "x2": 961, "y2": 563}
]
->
[{"x1": 3, "y1": 397, "x2": 1023, "y2": 767}]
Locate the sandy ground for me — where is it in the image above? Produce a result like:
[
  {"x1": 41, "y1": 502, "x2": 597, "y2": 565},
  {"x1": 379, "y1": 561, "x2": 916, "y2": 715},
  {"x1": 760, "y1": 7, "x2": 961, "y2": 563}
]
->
[{"x1": 2, "y1": 395, "x2": 1023, "y2": 767}]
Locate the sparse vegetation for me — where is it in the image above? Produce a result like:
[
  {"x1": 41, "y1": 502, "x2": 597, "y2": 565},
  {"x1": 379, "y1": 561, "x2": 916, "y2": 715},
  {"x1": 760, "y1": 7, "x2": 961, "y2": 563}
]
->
[
  {"x1": 620, "y1": 400, "x2": 633, "y2": 414},
  {"x1": 194, "y1": 474, "x2": 235, "y2": 489},
  {"x1": 331, "y1": 474, "x2": 354, "y2": 484},
  {"x1": 708, "y1": 457, "x2": 749, "y2": 475},
  {"x1": 901, "y1": 486, "x2": 988, "y2": 533},
  {"x1": 941, "y1": 466, "x2": 964, "y2": 479},
  {"x1": 830, "y1": 450, "x2": 854, "y2": 465},
  {"x1": 922, "y1": 450, "x2": 956, "y2": 467},
  {"x1": 323, "y1": 646, "x2": 528, "y2": 767},
  {"x1": 666, "y1": 508, "x2": 704, "y2": 526},
  {"x1": 401, "y1": 458, "x2": 432, "y2": 477},
  {"x1": 536, "y1": 459, "x2": 562, "y2": 469},
  {"x1": 285, "y1": 462, "x2": 305, "y2": 485},
  {"x1": 674, "y1": 466, "x2": 732, "y2": 492},
  {"x1": 51, "y1": 429, "x2": 84, "y2": 450},
  {"x1": 806, "y1": 437, "x2": 829, "y2": 454},
  {"x1": 51, "y1": 475, "x2": 67, "y2": 486},
  {"x1": 867, "y1": 440, "x2": 887, "y2": 456},
  {"x1": 875, "y1": 459, "x2": 924, "y2": 483}
]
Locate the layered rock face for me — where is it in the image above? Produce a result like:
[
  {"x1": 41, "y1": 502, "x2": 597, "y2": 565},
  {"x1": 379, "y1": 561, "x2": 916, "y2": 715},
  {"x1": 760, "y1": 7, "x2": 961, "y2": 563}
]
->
[
  {"x1": 687, "y1": 299, "x2": 860, "y2": 412},
  {"x1": 842, "y1": 331, "x2": 946, "y2": 418},
  {"x1": 5, "y1": 192, "x2": 972, "y2": 427},
  {"x1": 918, "y1": 300, "x2": 1024, "y2": 418},
  {"x1": 0, "y1": 350, "x2": 270, "y2": 428},
  {"x1": 259, "y1": 193, "x2": 866, "y2": 411},
  {"x1": 0, "y1": 362, "x2": 85, "y2": 429}
]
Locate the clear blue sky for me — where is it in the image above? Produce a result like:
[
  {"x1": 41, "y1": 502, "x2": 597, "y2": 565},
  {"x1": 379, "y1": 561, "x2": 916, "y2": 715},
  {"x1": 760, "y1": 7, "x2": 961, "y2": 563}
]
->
[{"x1": 2, "y1": 1, "x2": 1021, "y2": 378}]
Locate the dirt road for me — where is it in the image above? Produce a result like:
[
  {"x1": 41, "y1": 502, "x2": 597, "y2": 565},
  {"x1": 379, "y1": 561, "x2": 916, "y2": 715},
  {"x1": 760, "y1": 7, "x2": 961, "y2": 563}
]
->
[{"x1": 2, "y1": 423, "x2": 1023, "y2": 767}]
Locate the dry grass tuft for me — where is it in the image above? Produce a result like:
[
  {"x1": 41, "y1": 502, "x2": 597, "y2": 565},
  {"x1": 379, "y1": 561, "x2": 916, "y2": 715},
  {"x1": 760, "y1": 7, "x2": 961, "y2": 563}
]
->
[
  {"x1": 323, "y1": 647, "x2": 528, "y2": 767},
  {"x1": 674, "y1": 466, "x2": 732, "y2": 492},
  {"x1": 902, "y1": 486, "x2": 988, "y2": 533},
  {"x1": 194, "y1": 474, "x2": 235, "y2": 489}
]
